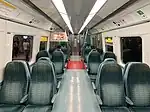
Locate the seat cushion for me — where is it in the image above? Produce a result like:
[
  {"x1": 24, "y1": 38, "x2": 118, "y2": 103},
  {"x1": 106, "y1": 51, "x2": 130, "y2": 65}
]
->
[
  {"x1": 22, "y1": 105, "x2": 52, "y2": 112},
  {"x1": 101, "y1": 107, "x2": 130, "y2": 112},
  {"x1": 130, "y1": 107, "x2": 150, "y2": 112},
  {"x1": 0, "y1": 105, "x2": 25, "y2": 112}
]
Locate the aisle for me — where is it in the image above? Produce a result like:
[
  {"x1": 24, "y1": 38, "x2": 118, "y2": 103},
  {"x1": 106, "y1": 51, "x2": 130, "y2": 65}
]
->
[{"x1": 52, "y1": 56, "x2": 101, "y2": 112}]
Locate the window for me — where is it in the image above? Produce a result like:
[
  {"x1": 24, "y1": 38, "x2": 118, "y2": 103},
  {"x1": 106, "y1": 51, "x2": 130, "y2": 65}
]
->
[
  {"x1": 39, "y1": 36, "x2": 48, "y2": 51},
  {"x1": 121, "y1": 37, "x2": 142, "y2": 64},
  {"x1": 12, "y1": 35, "x2": 33, "y2": 61},
  {"x1": 105, "y1": 37, "x2": 113, "y2": 52}
]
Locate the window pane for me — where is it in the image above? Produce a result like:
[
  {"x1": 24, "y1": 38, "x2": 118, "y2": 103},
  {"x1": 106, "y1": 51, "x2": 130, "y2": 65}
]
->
[
  {"x1": 121, "y1": 37, "x2": 142, "y2": 63},
  {"x1": 12, "y1": 35, "x2": 33, "y2": 61},
  {"x1": 105, "y1": 37, "x2": 113, "y2": 52}
]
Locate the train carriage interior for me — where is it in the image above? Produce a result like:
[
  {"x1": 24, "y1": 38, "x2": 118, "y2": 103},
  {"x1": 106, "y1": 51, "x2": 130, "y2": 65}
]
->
[{"x1": 0, "y1": 0, "x2": 150, "y2": 112}]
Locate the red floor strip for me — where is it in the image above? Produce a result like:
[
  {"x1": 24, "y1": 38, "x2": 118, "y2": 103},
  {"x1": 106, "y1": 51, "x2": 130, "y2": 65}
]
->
[{"x1": 67, "y1": 60, "x2": 85, "y2": 69}]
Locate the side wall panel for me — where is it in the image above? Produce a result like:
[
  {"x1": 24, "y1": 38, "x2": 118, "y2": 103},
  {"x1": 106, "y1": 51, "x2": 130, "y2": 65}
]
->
[
  {"x1": 102, "y1": 22, "x2": 150, "y2": 66},
  {"x1": 0, "y1": 19, "x2": 50, "y2": 81}
]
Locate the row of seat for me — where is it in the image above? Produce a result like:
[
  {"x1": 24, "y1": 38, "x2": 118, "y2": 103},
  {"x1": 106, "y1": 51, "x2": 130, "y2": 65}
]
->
[
  {"x1": 94, "y1": 60, "x2": 150, "y2": 112},
  {"x1": 36, "y1": 47, "x2": 67, "y2": 81},
  {"x1": 0, "y1": 58, "x2": 58, "y2": 112},
  {"x1": 48, "y1": 46, "x2": 70, "y2": 62},
  {"x1": 86, "y1": 48, "x2": 116, "y2": 82}
]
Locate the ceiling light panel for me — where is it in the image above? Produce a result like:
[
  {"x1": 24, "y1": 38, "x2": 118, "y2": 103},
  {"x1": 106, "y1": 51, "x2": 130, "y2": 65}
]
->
[
  {"x1": 52, "y1": 0, "x2": 74, "y2": 33},
  {"x1": 79, "y1": 0, "x2": 107, "y2": 33}
]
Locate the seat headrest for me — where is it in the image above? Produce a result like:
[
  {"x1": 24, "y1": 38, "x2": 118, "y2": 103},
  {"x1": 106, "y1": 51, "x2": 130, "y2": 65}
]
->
[
  {"x1": 124, "y1": 62, "x2": 150, "y2": 80},
  {"x1": 4, "y1": 60, "x2": 30, "y2": 80},
  {"x1": 104, "y1": 58, "x2": 116, "y2": 63},
  {"x1": 88, "y1": 50, "x2": 101, "y2": 61},
  {"x1": 36, "y1": 50, "x2": 50, "y2": 61},
  {"x1": 103, "y1": 52, "x2": 116, "y2": 61},
  {"x1": 38, "y1": 57, "x2": 51, "y2": 62}
]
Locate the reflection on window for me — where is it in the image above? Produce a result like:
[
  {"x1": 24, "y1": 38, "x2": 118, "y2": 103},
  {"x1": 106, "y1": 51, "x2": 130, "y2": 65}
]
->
[
  {"x1": 121, "y1": 37, "x2": 142, "y2": 63},
  {"x1": 12, "y1": 35, "x2": 33, "y2": 61},
  {"x1": 105, "y1": 37, "x2": 113, "y2": 52},
  {"x1": 39, "y1": 36, "x2": 48, "y2": 51}
]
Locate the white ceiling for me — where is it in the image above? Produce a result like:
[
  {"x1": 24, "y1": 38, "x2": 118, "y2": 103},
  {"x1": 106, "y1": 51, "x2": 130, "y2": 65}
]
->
[
  {"x1": 62, "y1": 0, "x2": 97, "y2": 33},
  {"x1": 4, "y1": 0, "x2": 133, "y2": 33},
  {"x1": 31, "y1": 0, "x2": 66, "y2": 29},
  {"x1": 87, "y1": 0, "x2": 130, "y2": 29}
]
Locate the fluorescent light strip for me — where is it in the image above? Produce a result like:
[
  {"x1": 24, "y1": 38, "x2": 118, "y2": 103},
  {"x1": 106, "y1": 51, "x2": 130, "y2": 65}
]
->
[
  {"x1": 52, "y1": 0, "x2": 74, "y2": 34},
  {"x1": 78, "y1": 0, "x2": 107, "y2": 34}
]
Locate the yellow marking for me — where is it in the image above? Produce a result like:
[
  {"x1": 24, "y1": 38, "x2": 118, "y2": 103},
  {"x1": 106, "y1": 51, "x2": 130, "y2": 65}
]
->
[
  {"x1": 40, "y1": 36, "x2": 48, "y2": 42},
  {"x1": 106, "y1": 37, "x2": 113, "y2": 43},
  {"x1": 0, "y1": 0, "x2": 16, "y2": 9}
]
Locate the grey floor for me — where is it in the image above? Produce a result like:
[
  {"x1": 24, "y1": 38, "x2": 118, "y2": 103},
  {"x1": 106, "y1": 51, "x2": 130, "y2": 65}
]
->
[{"x1": 52, "y1": 70, "x2": 101, "y2": 112}]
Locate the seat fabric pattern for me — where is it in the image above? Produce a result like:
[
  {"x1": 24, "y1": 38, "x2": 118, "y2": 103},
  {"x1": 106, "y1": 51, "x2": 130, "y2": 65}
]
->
[
  {"x1": 0, "y1": 105, "x2": 25, "y2": 112},
  {"x1": 61, "y1": 47, "x2": 68, "y2": 62},
  {"x1": 130, "y1": 107, "x2": 150, "y2": 112},
  {"x1": 52, "y1": 49, "x2": 65, "y2": 75},
  {"x1": 101, "y1": 107, "x2": 130, "y2": 112},
  {"x1": 0, "y1": 61, "x2": 30, "y2": 104},
  {"x1": 87, "y1": 50, "x2": 101, "y2": 80},
  {"x1": 36, "y1": 50, "x2": 51, "y2": 61},
  {"x1": 103, "y1": 52, "x2": 116, "y2": 61},
  {"x1": 97, "y1": 63, "x2": 125, "y2": 106},
  {"x1": 22, "y1": 105, "x2": 51, "y2": 112},
  {"x1": 84, "y1": 47, "x2": 91, "y2": 63},
  {"x1": 28, "y1": 60, "x2": 56, "y2": 105},
  {"x1": 95, "y1": 60, "x2": 116, "y2": 90},
  {"x1": 124, "y1": 63, "x2": 150, "y2": 107}
]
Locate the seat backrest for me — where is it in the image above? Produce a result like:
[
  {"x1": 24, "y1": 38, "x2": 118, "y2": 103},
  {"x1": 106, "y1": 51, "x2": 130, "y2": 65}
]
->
[
  {"x1": 61, "y1": 46, "x2": 68, "y2": 55},
  {"x1": 102, "y1": 52, "x2": 116, "y2": 61},
  {"x1": 83, "y1": 46, "x2": 92, "y2": 62},
  {"x1": 96, "y1": 59, "x2": 117, "y2": 89},
  {"x1": 61, "y1": 47, "x2": 69, "y2": 62},
  {"x1": 84, "y1": 46, "x2": 91, "y2": 56},
  {"x1": 103, "y1": 58, "x2": 116, "y2": 63},
  {"x1": 38, "y1": 57, "x2": 56, "y2": 78},
  {"x1": 28, "y1": 60, "x2": 56, "y2": 105},
  {"x1": 36, "y1": 50, "x2": 51, "y2": 61},
  {"x1": 96, "y1": 48, "x2": 103, "y2": 55},
  {"x1": 97, "y1": 62, "x2": 125, "y2": 106},
  {"x1": 124, "y1": 62, "x2": 150, "y2": 106},
  {"x1": 51, "y1": 49, "x2": 65, "y2": 74},
  {"x1": 0, "y1": 61, "x2": 30, "y2": 104},
  {"x1": 87, "y1": 49, "x2": 101, "y2": 74}
]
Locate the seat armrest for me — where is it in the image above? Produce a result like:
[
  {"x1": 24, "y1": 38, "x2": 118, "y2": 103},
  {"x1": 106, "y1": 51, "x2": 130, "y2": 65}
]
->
[
  {"x1": 86, "y1": 69, "x2": 89, "y2": 72},
  {"x1": 96, "y1": 95, "x2": 103, "y2": 105},
  {"x1": 126, "y1": 96, "x2": 134, "y2": 105},
  {"x1": 20, "y1": 94, "x2": 28, "y2": 103},
  {"x1": 84, "y1": 63, "x2": 87, "y2": 68},
  {"x1": 57, "y1": 81, "x2": 61, "y2": 89},
  {"x1": 63, "y1": 68, "x2": 66, "y2": 71},
  {"x1": 92, "y1": 82, "x2": 97, "y2": 93},
  {"x1": 65, "y1": 63, "x2": 67, "y2": 68},
  {"x1": 51, "y1": 93, "x2": 58, "y2": 104}
]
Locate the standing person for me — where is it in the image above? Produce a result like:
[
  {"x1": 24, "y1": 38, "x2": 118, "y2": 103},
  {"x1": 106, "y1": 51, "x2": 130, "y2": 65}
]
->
[{"x1": 23, "y1": 40, "x2": 30, "y2": 61}]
